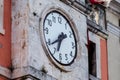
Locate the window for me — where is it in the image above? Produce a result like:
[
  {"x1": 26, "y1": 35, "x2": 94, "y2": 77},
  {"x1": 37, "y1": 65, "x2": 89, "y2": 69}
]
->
[
  {"x1": 88, "y1": 31, "x2": 101, "y2": 80},
  {"x1": 88, "y1": 41, "x2": 97, "y2": 80},
  {"x1": 0, "y1": 0, "x2": 4, "y2": 34}
]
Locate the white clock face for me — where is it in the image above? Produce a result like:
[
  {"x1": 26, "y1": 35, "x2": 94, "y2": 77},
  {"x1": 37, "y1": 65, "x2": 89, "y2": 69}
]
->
[{"x1": 43, "y1": 11, "x2": 77, "y2": 65}]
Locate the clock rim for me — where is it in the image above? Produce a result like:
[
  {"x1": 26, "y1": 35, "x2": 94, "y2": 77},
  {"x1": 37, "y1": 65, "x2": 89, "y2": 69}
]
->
[{"x1": 39, "y1": 7, "x2": 81, "y2": 72}]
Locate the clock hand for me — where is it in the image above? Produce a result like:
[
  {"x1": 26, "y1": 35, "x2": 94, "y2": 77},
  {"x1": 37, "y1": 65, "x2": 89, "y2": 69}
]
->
[
  {"x1": 51, "y1": 32, "x2": 67, "y2": 51},
  {"x1": 57, "y1": 40, "x2": 62, "y2": 51},
  {"x1": 51, "y1": 39, "x2": 59, "y2": 44},
  {"x1": 58, "y1": 32, "x2": 67, "y2": 41},
  {"x1": 57, "y1": 33, "x2": 67, "y2": 51},
  {"x1": 51, "y1": 32, "x2": 65, "y2": 44}
]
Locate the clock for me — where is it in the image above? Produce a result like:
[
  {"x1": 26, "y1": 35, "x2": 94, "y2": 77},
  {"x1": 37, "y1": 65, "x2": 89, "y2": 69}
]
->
[
  {"x1": 43, "y1": 10, "x2": 77, "y2": 65},
  {"x1": 40, "y1": 8, "x2": 80, "y2": 71}
]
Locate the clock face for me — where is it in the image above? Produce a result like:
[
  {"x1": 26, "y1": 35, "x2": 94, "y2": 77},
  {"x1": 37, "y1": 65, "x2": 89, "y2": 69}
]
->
[{"x1": 43, "y1": 11, "x2": 77, "y2": 65}]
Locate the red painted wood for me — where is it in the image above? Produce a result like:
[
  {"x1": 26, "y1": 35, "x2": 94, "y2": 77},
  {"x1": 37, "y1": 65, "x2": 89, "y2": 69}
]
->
[
  {"x1": 0, "y1": 0, "x2": 11, "y2": 68},
  {"x1": 100, "y1": 38, "x2": 108, "y2": 80}
]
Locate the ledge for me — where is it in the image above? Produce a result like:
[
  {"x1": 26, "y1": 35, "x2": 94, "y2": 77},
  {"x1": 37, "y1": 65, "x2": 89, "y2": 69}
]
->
[
  {"x1": 0, "y1": 66, "x2": 11, "y2": 79},
  {"x1": 107, "y1": 22, "x2": 120, "y2": 37},
  {"x1": 115, "y1": 0, "x2": 120, "y2": 4},
  {"x1": 109, "y1": 0, "x2": 120, "y2": 16},
  {"x1": 60, "y1": 0, "x2": 90, "y2": 15},
  {"x1": 87, "y1": 19, "x2": 108, "y2": 39},
  {"x1": 89, "y1": 74, "x2": 100, "y2": 80},
  {"x1": 12, "y1": 66, "x2": 57, "y2": 80}
]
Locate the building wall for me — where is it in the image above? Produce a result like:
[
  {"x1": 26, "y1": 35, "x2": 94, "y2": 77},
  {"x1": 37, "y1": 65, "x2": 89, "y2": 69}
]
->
[
  {"x1": 0, "y1": 0, "x2": 116, "y2": 80},
  {"x1": 12, "y1": 0, "x2": 88, "y2": 80},
  {"x1": 107, "y1": 32, "x2": 120, "y2": 80},
  {"x1": 106, "y1": 11, "x2": 119, "y2": 27},
  {"x1": 106, "y1": 1, "x2": 120, "y2": 80},
  {"x1": 0, "y1": 0, "x2": 11, "y2": 79},
  {"x1": 107, "y1": 22, "x2": 120, "y2": 80}
]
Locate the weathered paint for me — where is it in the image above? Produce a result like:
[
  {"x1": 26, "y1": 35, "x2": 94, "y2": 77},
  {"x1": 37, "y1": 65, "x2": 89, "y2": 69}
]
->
[
  {"x1": 100, "y1": 38, "x2": 108, "y2": 80},
  {"x1": 0, "y1": 0, "x2": 11, "y2": 68},
  {"x1": 0, "y1": 0, "x2": 11, "y2": 79}
]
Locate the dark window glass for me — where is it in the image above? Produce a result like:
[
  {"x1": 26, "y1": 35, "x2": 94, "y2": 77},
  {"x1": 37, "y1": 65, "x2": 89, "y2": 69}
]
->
[{"x1": 88, "y1": 41, "x2": 96, "y2": 78}]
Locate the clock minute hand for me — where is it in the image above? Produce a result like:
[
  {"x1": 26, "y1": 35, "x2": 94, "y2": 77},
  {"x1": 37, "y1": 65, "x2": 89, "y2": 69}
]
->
[
  {"x1": 57, "y1": 40, "x2": 62, "y2": 51},
  {"x1": 51, "y1": 39, "x2": 59, "y2": 45}
]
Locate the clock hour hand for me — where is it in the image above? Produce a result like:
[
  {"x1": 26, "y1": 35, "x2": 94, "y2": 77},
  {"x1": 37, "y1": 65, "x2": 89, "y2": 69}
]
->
[
  {"x1": 57, "y1": 33, "x2": 67, "y2": 51},
  {"x1": 51, "y1": 32, "x2": 67, "y2": 51},
  {"x1": 51, "y1": 32, "x2": 63, "y2": 45},
  {"x1": 51, "y1": 32, "x2": 66, "y2": 44}
]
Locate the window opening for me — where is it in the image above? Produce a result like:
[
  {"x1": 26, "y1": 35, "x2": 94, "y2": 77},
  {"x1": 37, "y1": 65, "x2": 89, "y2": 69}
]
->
[{"x1": 88, "y1": 41, "x2": 97, "y2": 80}]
